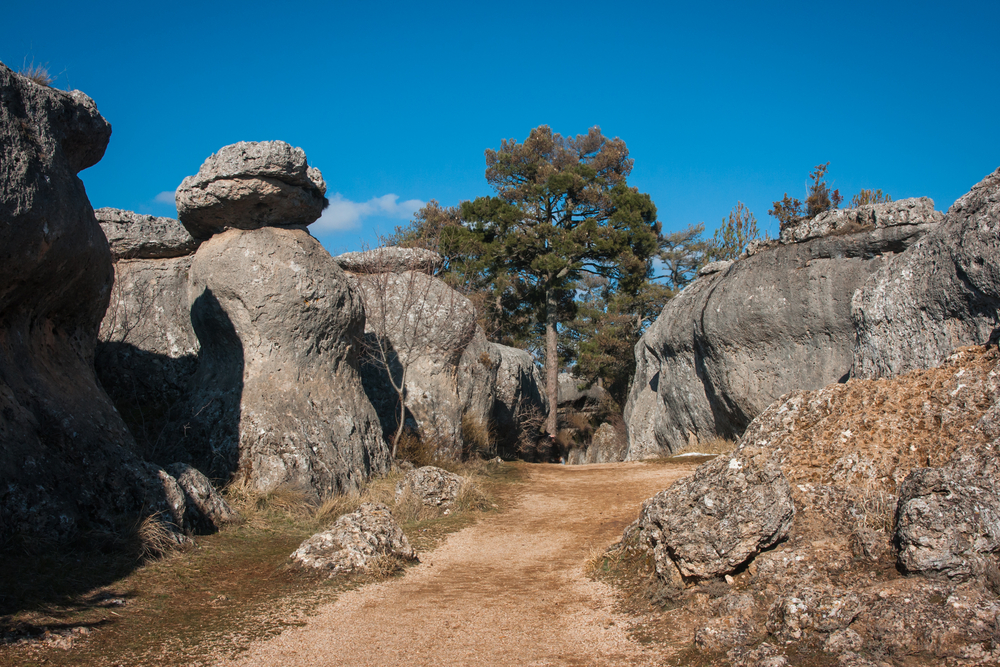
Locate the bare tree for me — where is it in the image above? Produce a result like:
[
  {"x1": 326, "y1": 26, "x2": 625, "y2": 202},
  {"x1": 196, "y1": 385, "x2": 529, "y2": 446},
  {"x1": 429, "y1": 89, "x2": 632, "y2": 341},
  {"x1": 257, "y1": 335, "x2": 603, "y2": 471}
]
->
[{"x1": 347, "y1": 247, "x2": 476, "y2": 458}]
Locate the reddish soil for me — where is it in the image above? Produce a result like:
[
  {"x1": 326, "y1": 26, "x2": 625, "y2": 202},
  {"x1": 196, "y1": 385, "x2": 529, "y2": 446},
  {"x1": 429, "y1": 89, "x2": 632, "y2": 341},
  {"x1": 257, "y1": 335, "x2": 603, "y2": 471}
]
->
[{"x1": 219, "y1": 462, "x2": 690, "y2": 667}]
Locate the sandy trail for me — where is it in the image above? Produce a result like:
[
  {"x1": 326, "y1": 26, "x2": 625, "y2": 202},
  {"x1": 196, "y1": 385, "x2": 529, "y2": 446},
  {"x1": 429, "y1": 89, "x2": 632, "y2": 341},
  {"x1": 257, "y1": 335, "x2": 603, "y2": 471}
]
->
[{"x1": 220, "y1": 462, "x2": 689, "y2": 667}]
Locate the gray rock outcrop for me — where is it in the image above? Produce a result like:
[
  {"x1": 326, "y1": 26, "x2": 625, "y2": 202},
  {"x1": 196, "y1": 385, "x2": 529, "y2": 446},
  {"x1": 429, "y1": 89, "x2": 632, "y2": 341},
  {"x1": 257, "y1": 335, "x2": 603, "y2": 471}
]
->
[
  {"x1": 620, "y1": 345, "x2": 1000, "y2": 664},
  {"x1": 779, "y1": 196, "x2": 942, "y2": 244},
  {"x1": 0, "y1": 62, "x2": 187, "y2": 543},
  {"x1": 176, "y1": 141, "x2": 328, "y2": 239},
  {"x1": 291, "y1": 502, "x2": 416, "y2": 575},
  {"x1": 96, "y1": 207, "x2": 201, "y2": 259},
  {"x1": 625, "y1": 199, "x2": 941, "y2": 458},
  {"x1": 174, "y1": 226, "x2": 390, "y2": 497},
  {"x1": 395, "y1": 466, "x2": 465, "y2": 507},
  {"x1": 852, "y1": 168, "x2": 1000, "y2": 379}
]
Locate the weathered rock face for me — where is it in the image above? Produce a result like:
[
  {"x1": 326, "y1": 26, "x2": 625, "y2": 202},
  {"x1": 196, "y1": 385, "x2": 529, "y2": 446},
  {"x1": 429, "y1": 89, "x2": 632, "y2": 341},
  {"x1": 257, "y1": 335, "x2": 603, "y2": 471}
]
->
[
  {"x1": 779, "y1": 196, "x2": 943, "y2": 244},
  {"x1": 853, "y1": 168, "x2": 1000, "y2": 379},
  {"x1": 622, "y1": 345, "x2": 1000, "y2": 665},
  {"x1": 628, "y1": 446, "x2": 794, "y2": 581},
  {"x1": 456, "y1": 328, "x2": 501, "y2": 452},
  {"x1": 625, "y1": 201, "x2": 940, "y2": 458},
  {"x1": 175, "y1": 226, "x2": 390, "y2": 497},
  {"x1": 333, "y1": 247, "x2": 443, "y2": 274},
  {"x1": 395, "y1": 466, "x2": 464, "y2": 507},
  {"x1": 491, "y1": 342, "x2": 548, "y2": 458},
  {"x1": 291, "y1": 502, "x2": 416, "y2": 575},
  {"x1": 0, "y1": 63, "x2": 187, "y2": 542},
  {"x1": 176, "y1": 141, "x2": 328, "y2": 239},
  {"x1": 96, "y1": 207, "x2": 201, "y2": 259},
  {"x1": 350, "y1": 268, "x2": 479, "y2": 457}
]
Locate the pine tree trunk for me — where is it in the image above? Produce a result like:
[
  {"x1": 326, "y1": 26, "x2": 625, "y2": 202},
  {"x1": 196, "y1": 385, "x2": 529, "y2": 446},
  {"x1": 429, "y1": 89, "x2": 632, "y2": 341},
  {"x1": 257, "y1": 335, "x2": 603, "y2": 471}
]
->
[{"x1": 545, "y1": 285, "x2": 559, "y2": 438}]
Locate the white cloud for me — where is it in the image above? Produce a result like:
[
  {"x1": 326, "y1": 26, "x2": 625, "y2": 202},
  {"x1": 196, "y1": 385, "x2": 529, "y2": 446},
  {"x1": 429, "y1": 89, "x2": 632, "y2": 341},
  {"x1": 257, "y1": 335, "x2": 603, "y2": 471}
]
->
[
  {"x1": 154, "y1": 190, "x2": 176, "y2": 205},
  {"x1": 314, "y1": 193, "x2": 425, "y2": 232}
]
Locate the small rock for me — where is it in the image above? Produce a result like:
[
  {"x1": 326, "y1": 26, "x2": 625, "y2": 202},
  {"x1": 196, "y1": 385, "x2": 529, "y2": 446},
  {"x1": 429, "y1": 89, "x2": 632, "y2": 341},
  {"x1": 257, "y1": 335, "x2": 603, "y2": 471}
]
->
[{"x1": 395, "y1": 466, "x2": 465, "y2": 508}]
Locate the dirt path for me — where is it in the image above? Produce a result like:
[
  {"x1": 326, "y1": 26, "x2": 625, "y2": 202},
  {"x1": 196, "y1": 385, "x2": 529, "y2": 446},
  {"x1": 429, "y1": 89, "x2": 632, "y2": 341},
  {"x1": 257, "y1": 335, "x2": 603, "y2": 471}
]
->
[{"x1": 219, "y1": 462, "x2": 690, "y2": 667}]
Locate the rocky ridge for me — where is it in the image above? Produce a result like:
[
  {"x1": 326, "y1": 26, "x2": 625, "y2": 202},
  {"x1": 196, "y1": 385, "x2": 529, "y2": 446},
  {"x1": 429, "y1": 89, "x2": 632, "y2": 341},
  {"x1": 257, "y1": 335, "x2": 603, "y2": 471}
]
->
[
  {"x1": 624, "y1": 345, "x2": 1000, "y2": 665},
  {"x1": 625, "y1": 197, "x2": 942, "y2": 459}
]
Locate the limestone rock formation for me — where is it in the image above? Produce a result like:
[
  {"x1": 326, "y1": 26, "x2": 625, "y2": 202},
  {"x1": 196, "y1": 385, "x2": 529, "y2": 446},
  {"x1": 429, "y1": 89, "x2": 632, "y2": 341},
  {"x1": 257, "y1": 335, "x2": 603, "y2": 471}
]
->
[
  {"x1": 625, "y1": 199, "x2": 941, "y2": 458},
  {"x1": 176, "y1": 141, "x2": 328, "y2": 239},
  {"x1": 291, "y1": 502, "x2": 416, "y2": 575},
  {"x1": 779, "y1": 196, "x2": 942, "y2": 244},
  {"x1": 174, "y1": 226, "x2": 390, "y2": 497},
  {"x1": 456, "y1": 328, "x2": 501, "y2": 451},
  {"x1": 621, "y1": 345, "x2": 1000, "y2": 665},
  {"x1": 395, "y1": 466, "x2": 465, "y2": 507},
  {"x1": 0, "y1": 62, "x2": 187, "y2": 542},
  {"x1": 628, "y1": 446, "x2": 794, "y2": 581},
  {"x1": 853, "y1": 168, "x2": 1000, "y2": 379},
  {"x1": 349, "y1": 268, "x2": 479, "y2": 457},
  {"x1": 96, "y1": 207, "x2": 201, "y2": 259},
  {"x1": 333, "y1": 247, "x2": 443, "y2": 274}
]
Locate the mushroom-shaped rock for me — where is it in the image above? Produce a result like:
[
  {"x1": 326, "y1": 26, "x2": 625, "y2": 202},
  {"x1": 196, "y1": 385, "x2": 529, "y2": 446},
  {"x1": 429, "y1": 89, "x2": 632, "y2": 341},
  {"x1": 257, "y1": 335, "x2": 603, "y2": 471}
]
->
[
  {"x1": 291, "y1": 502, "x2": 416, "y2": 575},
  {"x1": 395, "y1": 466, "x2": 465, "y2": 507},
  {"x1": 176, "y1": 141, "x2": 328, "y2": 239},
  {"x1": 96, "y1": 207, "x2": 201, "y2": 259}
]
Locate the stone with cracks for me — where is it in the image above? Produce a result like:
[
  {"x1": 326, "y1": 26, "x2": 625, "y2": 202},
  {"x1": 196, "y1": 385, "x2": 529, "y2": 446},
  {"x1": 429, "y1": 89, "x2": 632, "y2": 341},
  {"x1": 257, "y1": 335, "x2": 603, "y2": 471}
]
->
[
  {"x1": 96, "y1": 207, "x2": 201, "y2": 259},
  {"x1": 291, "y1": 502, "x2": 416, "y2": 575},
  {"x1": 333, "y1": 247, "x2": 444, "y2": 274},
  {"x1": 173, "y1": 226, "x2": 390, "y2": 497},
  {"x1": 624, "y1": 202, "x2": 940, "y2": 458},
  {"x1": 779, "y1": 197, "x2": 943, "y2": 245},
  {"x1": 165, "y1": 462, "x2": 240, "y2": 534},
  {"x1": 853, "y1": 168, "x2": 1000, "y2": 379},
  {"x1": 395, "y1": 466, "x2": 465, "y2": 507},
  {"x1": 0, "y1": 62, "x2": 186, "y2": 543},
  {"x1": 629, "y1": 446, "x2": 795, "y2": 580},
  {"x1": 176, "y1": 141, "x2": 328, "y2": 239}
]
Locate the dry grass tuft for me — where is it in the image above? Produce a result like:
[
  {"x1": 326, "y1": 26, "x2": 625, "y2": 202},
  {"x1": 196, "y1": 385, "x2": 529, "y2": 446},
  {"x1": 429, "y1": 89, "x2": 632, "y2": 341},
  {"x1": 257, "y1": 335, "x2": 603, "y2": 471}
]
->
[
  {"x1": 137, "y1": 513, "x2": 186, "y2": 560},
  {"x1": 461, "y1": 414, "x2": 494, "y2": 459},
  {"x1": 19, "y1": 59, "x2": 53, "y2": 86},
  {"x1": 364, "y1": 553, "x2": 407, "y2": 580},
  {"x1": 454, "y1": 478, "x2": 492, "y2": 513},
  {"x1": 678, "y1": 436, "x2": 736, "y2": 456},
  {"x1": 225, "y1": 478, "x2": 314, "y2": 529},
  {"x1": 851, "y1": 484, "x2": 897, "y2": 533}
]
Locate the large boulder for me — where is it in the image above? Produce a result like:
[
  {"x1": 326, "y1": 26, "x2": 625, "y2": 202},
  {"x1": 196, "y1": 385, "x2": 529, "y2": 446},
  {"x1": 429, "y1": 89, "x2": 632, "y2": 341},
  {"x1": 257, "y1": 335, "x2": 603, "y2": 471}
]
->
[
  {"x1": 0, "y1": 63, "x2": 187, "y2": 542},
  {"x1": 172, "y1": 226, "x2": 390, "y2": 497},
  {"x1": 349, "y1": 268, "x2": 479, "y2": 458},
  {"x1": 624, "y1": 200, "x2": 940, "y2": 458},
  {"x1": 628, "y1": 445, "x2": 794, "y2": 581},
  {"x1": 291, "y1": 502, "x2": 416, "y2": 575},
  {"x1": 96, "y1": 207, "x2": 201, "y2": 259},
  {"x1": 853, "y1": 168, "x2": 1000, "y2": 379},
  {"x1": 176, "y1": 141, "x2": 328, "y2": 239}
]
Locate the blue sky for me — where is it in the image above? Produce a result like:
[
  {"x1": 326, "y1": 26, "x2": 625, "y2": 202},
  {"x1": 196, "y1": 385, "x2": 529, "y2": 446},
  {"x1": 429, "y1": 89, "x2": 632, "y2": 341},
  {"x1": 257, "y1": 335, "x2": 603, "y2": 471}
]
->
[{"x1": 3, "y1": 1, "x2": 997, "y2": 256}]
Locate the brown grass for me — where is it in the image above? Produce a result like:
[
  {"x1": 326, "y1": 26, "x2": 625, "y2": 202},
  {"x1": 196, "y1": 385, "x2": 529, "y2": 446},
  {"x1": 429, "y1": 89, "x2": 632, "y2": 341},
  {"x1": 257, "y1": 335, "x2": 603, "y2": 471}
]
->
[
  {"x1": 136, "y1": 514, "x2": 188, "y2": 561},
  {"x1": 18, "y1": 60, "x2": 53, "y2": 86},
  {"x1": 0, "y1": 461, "x2": 519, "y2": 666},
  {"x1": 461, "y1": 414, "x2": 494, "y2": 459}
]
